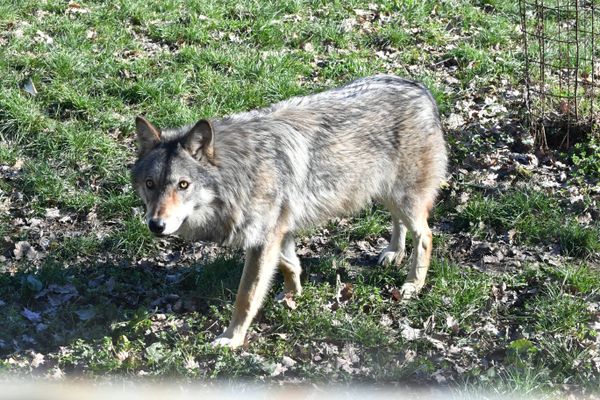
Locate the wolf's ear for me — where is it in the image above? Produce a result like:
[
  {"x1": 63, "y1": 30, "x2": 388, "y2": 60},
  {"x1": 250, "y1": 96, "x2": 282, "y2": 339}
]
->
[
  {"x1": 135, "y1": 116, "x2": 161, "y2": 157},
  {"x1": 182, "y1": 119, "x2": 214, "y2": 163}
]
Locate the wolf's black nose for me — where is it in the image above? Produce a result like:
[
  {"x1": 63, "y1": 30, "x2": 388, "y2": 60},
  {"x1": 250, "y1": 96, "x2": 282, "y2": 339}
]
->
[{"x1": 148, "y1": 218, "x2": 166, "y2": 235}]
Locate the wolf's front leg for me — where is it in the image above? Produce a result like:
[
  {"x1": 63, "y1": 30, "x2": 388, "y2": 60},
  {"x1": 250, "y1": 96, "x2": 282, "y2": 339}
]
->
[{"x1": 212, "y1": 232, "x2": 284, "y2": 348}]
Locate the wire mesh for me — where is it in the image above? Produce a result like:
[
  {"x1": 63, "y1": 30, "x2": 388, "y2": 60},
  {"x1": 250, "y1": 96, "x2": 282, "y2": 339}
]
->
[{"x1": 520, "y1": 0, "x2": 600, "y2": 150}]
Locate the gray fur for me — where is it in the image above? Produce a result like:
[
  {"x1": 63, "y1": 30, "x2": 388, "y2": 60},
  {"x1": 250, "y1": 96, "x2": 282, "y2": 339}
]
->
[
  {"x1": 132, "y1": 74, "x2": 448, "y2": 347},
  {"x1": 133, "y1": 74, "x2": 446, "y2": 246}
]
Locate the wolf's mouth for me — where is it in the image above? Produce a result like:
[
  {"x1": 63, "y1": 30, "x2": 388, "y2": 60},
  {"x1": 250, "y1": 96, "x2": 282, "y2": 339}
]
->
[{"x1": 150, "y1": 217, "x2": 188, "y2": 237}]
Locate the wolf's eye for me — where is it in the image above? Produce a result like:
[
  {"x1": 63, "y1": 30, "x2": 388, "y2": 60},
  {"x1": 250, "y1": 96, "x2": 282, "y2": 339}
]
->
[
  {"x1": 178, "y1": 180, "x2": 189, "y2": 190},
  {"x1": 145, "y1": 179, "x2": 154, "y2": 189}
]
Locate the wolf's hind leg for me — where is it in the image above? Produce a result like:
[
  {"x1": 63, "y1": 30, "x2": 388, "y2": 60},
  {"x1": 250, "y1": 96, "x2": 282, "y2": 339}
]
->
[
  {"x1": 278, "y1": 233, "x2": 302, "y2": 295},
  {"x1": 378, "y1": 214, "x2": 407, "y2": 266},
  {"x1": 399, "y1": 205, "x2": 433, "y2": 299}
]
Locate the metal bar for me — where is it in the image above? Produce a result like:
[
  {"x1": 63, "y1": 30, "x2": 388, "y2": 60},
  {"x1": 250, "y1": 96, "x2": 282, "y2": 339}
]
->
[
  {"x1": 522, "y1": 0, "x2": 577, "y2": 14},
  {"x1": 557, "y1": 0, "x2": 563, "y2": 96},
  {"x1": 521, "y1": 0, "x2": 599, "y2": 145},
  {"x1": 528, "y1": 88, "x2": 581, "y2": 98},
  {"x1": 520, "y1": 0, "x2": 532, "y2": 135},
  {"x1": 537, "y1": 0, "x2": 548, "y2": 149},
  {"x1": 591, "y1": 0, "x2": 596, "y2": 129},
  {"x1": 522, "y1": 0, "x2": 597, "y2": 13},
  {"x1": 577, "y1": 28, "x2": 598, "y2": 35},
  {"x1": 526, "y1": 58, "x2": 600, "y2": 72},
  {"x1": 574, "y1": 0, "x2": 580, "y2": 123},
  {"x1": 523, "y1": 30, "x2": 579, "y2": 45},
  {"x1": 564, "y1": 0, "x2": 571, "y2": 147}
]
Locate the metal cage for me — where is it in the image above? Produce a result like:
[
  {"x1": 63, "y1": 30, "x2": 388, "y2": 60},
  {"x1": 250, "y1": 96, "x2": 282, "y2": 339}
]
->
[{"x1": 520, "y1": 0, "x2": 600, "y2": 149}]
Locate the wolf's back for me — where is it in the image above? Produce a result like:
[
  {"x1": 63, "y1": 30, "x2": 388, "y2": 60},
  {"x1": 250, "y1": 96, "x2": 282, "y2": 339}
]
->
[{"x1": 259, "y1": 75, "x2": 447, "y2": 228}]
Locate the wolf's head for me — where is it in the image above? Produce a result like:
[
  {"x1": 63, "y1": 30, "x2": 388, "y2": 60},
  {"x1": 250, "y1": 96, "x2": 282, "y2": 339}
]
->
[{"x1": 131, "y1": 116, "x2": 219, "y2": 237}]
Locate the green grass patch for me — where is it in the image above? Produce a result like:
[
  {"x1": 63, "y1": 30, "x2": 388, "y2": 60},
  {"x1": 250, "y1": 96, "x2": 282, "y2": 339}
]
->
[
  {"x1": 405, "y1": 259, "x2": 493, "y2": 329},
  {"x1": 1, "y1": 0, "x2": 598, "y2": 394},
  {"x1": 455, "y1": 190, "x2": 600, "y2": 257}
]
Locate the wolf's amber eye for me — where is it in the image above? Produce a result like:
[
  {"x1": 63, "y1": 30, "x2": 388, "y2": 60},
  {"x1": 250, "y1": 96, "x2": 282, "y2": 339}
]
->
[
  {"x1": 145, "y1": 179, "x2": 154, "y2": 189},
  {"x1": 178, "y1": 180, "x2": 189, "y2": 190}
]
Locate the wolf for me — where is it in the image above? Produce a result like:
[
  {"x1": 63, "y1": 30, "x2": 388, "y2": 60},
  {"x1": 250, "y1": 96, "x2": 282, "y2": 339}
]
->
[{"x1": 131, "y1": 74, "x2": 447, "y2": 348}]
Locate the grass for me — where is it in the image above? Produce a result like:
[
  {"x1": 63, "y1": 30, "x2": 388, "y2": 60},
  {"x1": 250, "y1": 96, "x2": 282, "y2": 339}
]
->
[
  {"x1": 0, "y1": 0, "x2": 599, "y2": 396},
  {"x1": 3, "y1": 251, "x2": 600, "y2": 390},
  {"x1": 455, "y1": 189, "x2": 600, "y2": 257},
  {"x1": 3, "y1": 252, "x2": 598, "y2": 392}
]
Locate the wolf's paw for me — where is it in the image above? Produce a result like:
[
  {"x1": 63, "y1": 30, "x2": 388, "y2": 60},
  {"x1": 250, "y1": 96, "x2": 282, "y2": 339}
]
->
[
  {"x1": 211, "y1": 335, "x2": 244, "y2": 349},
  {"x1": 275, "y1": 287, "x2": 302, "y2": 300},
  {"x1": 399, "y1": 282, "x2": 421, "y2": 300},
  {"x1": 281, "y1": 281, "x2": 302, "y2": 296},
  {"x1": 377, "y1": 249, "x2": 405, "y2": 266}
]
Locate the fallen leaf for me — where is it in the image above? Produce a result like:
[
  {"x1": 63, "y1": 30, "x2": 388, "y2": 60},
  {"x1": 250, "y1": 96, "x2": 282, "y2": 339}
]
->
[
  {"x1": 22, "y1": 308, "x2": 42, "y2": 323},
  {"x1": 66, "y1": 1, "x2": 90, "y2": 14},
  {"x1": 379, "y1": 314, "x2": 393, "y2": 327},
  {"x1": 336, "y1": 356, "x2": 355, "y2": 374},
  {"x1": 22, "y1": 78, "x2": 37, "y2": 96},
  {"x1": 145, "y1": 342, "x2": 164, "y2": 363},
  {"x1": 14, "y1": 241, "x2": 37, "y2": 261},
  {"x1": 423, "y1": 314, "x2": 436, "y2": 333},
  {"x1": 302, "y1": 42, "x2": 314, "y2": 52},
  {"x1": 30, "y1": 352, "x2": 45, "y2": 368},
  {"x1": 281, "y1": 356, "x2": 296, "y2": 368},
  {"x1": 339, "y1": 283, "x2": 353, "y2": 302},
  {"x1": 47, "y1": 367, "x2": 64, "y2": 379},
  {"x1": 34, "y1": 30, "x2": 53, "y2": 44},
  {"x1": 184, "y1": 357, "x2": 199, "y2": 371},
  {"x1": 506, "y1": 229, "x2": 517, "y2": 244},
  {"x1": 270, "y1": 362, "x2": 287, "y2": 376},
  {"x1": 402, "y1": 349, "x2": 416, "y2": 363},
  {"x1": 45, "y1": 208, "x2": 60, "y2": 219},
  {"x1": 446, "y1": 314, "x2": 459, "y2": 334},
  {"x1": 116, "y1": 351, "x2": 129, "y2": 362},
  {"x1": 46, "y1": 284, "x2": 79, "y2": 306},
  {"x1": 26, "y1": 275, "x2": 43, "y2": 292},
  {"x1": 433, "y1": 369, "x2": 447, "y2": 383},
  {"x1": 340, "y1": 18, "x2": 356, "y2": 33},
  {"x1": 75, "y1": 307, "x2": 96, "y2": 321},
  {"x1": 446, "y1": 113, "x2": 465, "y2": 130},
  {"x1": 399, "y1": 320, "x2": 422, "y2": 341},
  {"x1": 278, "y1": 292, "x2": 297, "y2": 310}
]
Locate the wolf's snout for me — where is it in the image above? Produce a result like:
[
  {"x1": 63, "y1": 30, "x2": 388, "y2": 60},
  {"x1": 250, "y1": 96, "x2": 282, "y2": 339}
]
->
[{"x1": 148, "y1": 218, "x2": 166, "y2": 235}]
